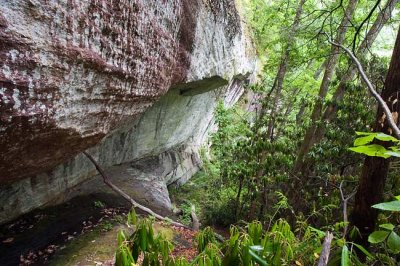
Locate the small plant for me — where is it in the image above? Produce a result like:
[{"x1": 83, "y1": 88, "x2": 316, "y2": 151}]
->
[
  {"x1": 115, "y1": 209, "x2": 328, "y2": 265},
  {"x1": 101, "y1": 221, "x2": 113, "y2": 231},
  {"x1": 368, "y1": 196, "x2": 400, "y2": 256},
  {"x1": 115, "y1": 209, "x2": 175, "y2": 266},
  {"x1": 195, "y1": 226, "x2": 217, "y2": 253},
  {"x1": 94, "y1": 200, "x2": 106, "y2": 209},
  {"x1": 178, "y1": 202, "x2": 193, "y2": 226}
]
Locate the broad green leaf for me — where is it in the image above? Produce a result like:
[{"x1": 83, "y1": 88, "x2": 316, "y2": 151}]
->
[
  {"x1": 375, "y1": 133, "x2": 399, "y2": 142},
  {"x1": 341, "y1": 245, "x2": 350, "y2": 266},
  {"x1": 387, "y1": 231, "x2": 400, "y2": 254},
  {"x1": 308, "y1": 226, "x2": 326, "y2": 238},
  {"x1": 354, "y1": 134, "x2": 375, "y2": 146},
  {"x1": 139, "y1": 228, "x2": 147, "y2": 251},
  {"x1": 379, "y1": 223, "x2": 395, "y2": 231},
  {"x1": 395, "y1": 195, "x2": 400, "y2": 201},
  {"x1": 348, "y1": 144, "x2": 391, "y2": 158},
  {"x1": 368, "y1": 231, "x2": 390, "y2": 243},
  {"x1": 352, "y1": 243, "x2": 374, "y2": 259},
  {"x1": 372, "y1": 201, "x2": 400, "y2": 211},
  {"x1": 355, "y1": 131, "x2": 374, "y2": 136}
]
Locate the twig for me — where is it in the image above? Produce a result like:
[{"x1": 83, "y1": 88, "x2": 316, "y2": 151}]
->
[
  {"x1": 324, "y1": 33, "x2": 400, "y2": 139},
  {"x1": 339, "y1": 180, "x2": 357, "y2": 237},
  {"x1": 352, "y1": 0, "x2": 382, "y2": 53},
  {"x1": 83, "y1": 151, "x2": 190, "y2": 229},
  {"x1": 318, "y1": 231, "x2": 334, "y2": 266}
]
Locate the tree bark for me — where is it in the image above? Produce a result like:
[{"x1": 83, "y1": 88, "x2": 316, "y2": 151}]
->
[
  {"x1": 294, "y1": 0, "x2": 358, "y2": 173},
  {"x1": 350, "y1": 25, "x2": 400, "y2": 250},
  {"x1": 318, "y1": 232, "x2": 334, "y2": 266}
]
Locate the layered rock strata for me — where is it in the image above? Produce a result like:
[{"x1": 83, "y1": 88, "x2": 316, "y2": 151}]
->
[{"x1": 0, "y1": 0, "x2": 255, "y2": 224}]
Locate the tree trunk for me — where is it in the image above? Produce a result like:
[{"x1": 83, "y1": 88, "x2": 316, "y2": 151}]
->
[
  {"x1": 350, "y1": 25, "x2": 400, "y2": 250},
  {"x1": 293, "y1": 0, "x2": 358, "y2": 174},
  {"x1": 265, "y1": 0, "x2": 306, "y2": 139},
  {"x1": 247, "y1": 0, "x2": 306, "y2": 220},
  {"x1": 312, "y1": 0, "x2": 400, "y2": 146}
]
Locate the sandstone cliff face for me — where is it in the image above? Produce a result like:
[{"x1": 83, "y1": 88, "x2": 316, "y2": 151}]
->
[{"x1": 0, "y1": 0, "x2": 255, "y2": 223}]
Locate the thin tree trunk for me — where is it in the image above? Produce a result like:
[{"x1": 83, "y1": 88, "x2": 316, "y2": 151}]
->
[
  {"x1": 312, "y1": 0, "x2": 400, "y2": 145},
  {"x1": 294, "y1": 0, "x2": 358, "y2": 173},
  {"x1": 235, "y1": 176, "x2": 244, "y2": 219},
  {"x1": 350, "y1": 25, "x2": 400, "y2": 251},
  {"x1": 247, "y1": 0, "x2": 306, "y2": 220},
  {"x1": 265, "y1": 0, "x2": 306, "y2": 139},
  {"x1": 314, "y1": 61, "x2": 326, "y2": 80}
]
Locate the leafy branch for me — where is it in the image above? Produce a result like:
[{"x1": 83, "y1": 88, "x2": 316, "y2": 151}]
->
[{"x1": 324, "y1": 33, "x2": 400, "y2": 139}]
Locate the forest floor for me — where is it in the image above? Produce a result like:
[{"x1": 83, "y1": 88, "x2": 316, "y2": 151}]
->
[{"x1": 0, "y1": 177, "x2": 206, "y2": 265}]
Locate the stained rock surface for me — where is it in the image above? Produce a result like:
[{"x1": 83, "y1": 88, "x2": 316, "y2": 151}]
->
[{"x1": 0, "y1": 0, "x2": 255, "y2": 224}]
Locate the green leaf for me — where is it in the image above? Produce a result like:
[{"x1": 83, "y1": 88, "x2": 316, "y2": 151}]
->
[
  {"x1": 384, "y1": 151, "x2": 400, "y2": 157},
  {"x1": 354, "y1": 134, "x2": 375, "y2": 146},
  {"x1": 341, "y1": 245, "x2": 350, "y2": 266},
  {"x1": 348, "y1": 144, "x2": 391, "y2": 158},
  {"x1": 379, "y1": 223, "x2": 395, "y2": 231},
  {"x1": 308, "y1": 226, "x2": 326, "y2": 238},
  {"x1": 375, "y1": 133, "x2": 399, "y2": 142},
  {"x1": 352, "y1": 243, "x2": 374, "y2": 259},
  {"x1": 395, "y1": 195, "x2": 400, "y2": 201},
  {"x1": 355, "y1": 131, "x2": 374, "y2": 136},
  {"x1": 127, "y1": 209, "x2": 137, "y2": 226},
  {"x1": 117, "y1": 230, "x2": 126, "y2": 246},
  {"x1": 372, "y1": 201, "x2": 400, "y2": 211},
  {"x1": 368, "y1": 231, "x2": 390, "y2": 243},
  {"x1": 250, "y1": 245, "x2": 264, "y2": 251},
  {"x1": 139, "y1": 227, "x2": 147, "y2": 251},
  {"x1": 249, "y1": 249, "x2": 268, "y2": 266},
  {"x1": 387, "y1": 231, "x2": 400, "y2": 254}
]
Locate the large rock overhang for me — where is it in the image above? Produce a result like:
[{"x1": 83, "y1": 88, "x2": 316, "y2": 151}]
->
[
  {"x1": 0, "y1": 0, "x2": 253, "y2": 183},
  {"x1": 0, "y1": 0, "x2": 256, "y2": 223}
]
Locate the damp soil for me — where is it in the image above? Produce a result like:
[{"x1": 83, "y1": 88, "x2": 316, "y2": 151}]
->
[{"x1": 0, "y1": 193, "x2": 130, "y2": 266}]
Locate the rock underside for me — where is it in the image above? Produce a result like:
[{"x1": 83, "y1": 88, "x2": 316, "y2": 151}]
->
[{"x1": 0, "y1": 0, "x2": 255, "y2": 224}]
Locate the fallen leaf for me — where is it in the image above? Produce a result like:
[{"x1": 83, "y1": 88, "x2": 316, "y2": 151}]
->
[{"x1": 2, "y1": 237, "x2": 14, "y2": 243}]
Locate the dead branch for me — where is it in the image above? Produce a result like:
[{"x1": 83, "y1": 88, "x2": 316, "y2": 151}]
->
[
  {"x1": 325, "y1": 33, "x2": 400, "y2": 139},
  {"x1": 191, "y1": 205, "x2": 200, "y2": 231},
  {"x1": 339, "y1": 180, "x2": 357, "y2": 237},
  {"x1": 317, "y1": 231, "x2": 334, "y2": 266},
  {"x1": 83, "y1": 151, "x2": 190, "y2": 229}
]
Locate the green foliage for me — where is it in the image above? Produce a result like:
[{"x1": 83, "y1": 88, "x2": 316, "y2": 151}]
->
[
  {"x1": 195, "y1": 227, "x2": 217, "y2": 253},
  {"x1": 172, "y1": 0, "x2": 400, "y2": 264},
  {"x1": 115, "y1": 211, "x2": 331, "y2": 265},
  {"x1": 115, "y1": 209, "x2": 175, "y2": 266},
  {"x1": 101, "y1": 221, "x2": 113, "y2": 232},
  {"x1": 373, "y1": 201, "x2": 400, "y2": 212},
  {"x1": 348, "y1": 132, "x2": 399, "y2": 158},
  {"x1": 341, "y1": 245, "x2": 350, "y2": 266},
  {"x1": 94, "y1": 200, "x2": 106, "y2": 209},
  {"x1": 366, "y1": 195, "x2": 400, "y2": 258}
]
